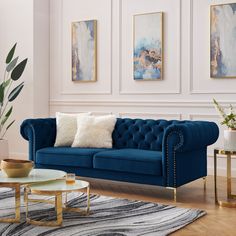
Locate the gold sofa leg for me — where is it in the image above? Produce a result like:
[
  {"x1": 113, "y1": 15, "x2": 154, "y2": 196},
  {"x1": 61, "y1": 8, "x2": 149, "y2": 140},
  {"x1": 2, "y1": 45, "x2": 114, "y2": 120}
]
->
[
  {"x1": 166, "y1": 187, "x2": 177, "y2": 202},
  {"x1": 203, "y1": 176, "x2": 206, "y2": 191},
  {"x1": 173, "y1": 188, "x2": 177, "y2": 202}
]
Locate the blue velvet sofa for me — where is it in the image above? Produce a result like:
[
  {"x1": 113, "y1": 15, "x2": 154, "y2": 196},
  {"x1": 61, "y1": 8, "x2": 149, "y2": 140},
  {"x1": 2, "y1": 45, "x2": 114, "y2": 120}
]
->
[{"x1": 20, "y1": 118, "x2": 219, "y2": 192}]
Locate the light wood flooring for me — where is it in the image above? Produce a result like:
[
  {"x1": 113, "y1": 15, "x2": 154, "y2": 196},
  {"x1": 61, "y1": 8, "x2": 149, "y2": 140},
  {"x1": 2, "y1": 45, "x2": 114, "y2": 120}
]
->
[{"x1": 79, "y1": 175, "x2": 236, "y2": 236}]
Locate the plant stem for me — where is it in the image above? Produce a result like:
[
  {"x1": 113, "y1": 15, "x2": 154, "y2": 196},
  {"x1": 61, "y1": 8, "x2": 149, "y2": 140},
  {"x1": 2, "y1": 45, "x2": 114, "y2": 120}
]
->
[
  {"x1": 0, "y1": 128, "x2": 7, "y2": 139},
  {"x1": 0, "y1": 70, "x2": 7, "y2": 126},
  {"x1": 3, "y1": 69, "x2": 6, "y2": 83},
  {"x1": 0, "y1": 80, "x2": 12, "y2": 118}
]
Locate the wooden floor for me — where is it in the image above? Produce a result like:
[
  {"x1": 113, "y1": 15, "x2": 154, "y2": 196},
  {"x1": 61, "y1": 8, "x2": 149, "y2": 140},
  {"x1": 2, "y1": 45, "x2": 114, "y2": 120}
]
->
[{"x1": 80, "y1": 175, "x2": 236, "y2": 236}]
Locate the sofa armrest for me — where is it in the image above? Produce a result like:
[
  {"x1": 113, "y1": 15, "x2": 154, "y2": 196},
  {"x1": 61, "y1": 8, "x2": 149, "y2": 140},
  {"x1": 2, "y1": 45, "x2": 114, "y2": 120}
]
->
[
  {"x1": 20, "y1": 118, "x2": 56, "y2": 161},
  {"x1": 162, "y1": 121, "x2": 219, "y2": 187},
  {"x1": 163, "y1": 121, "x2": 219, "y2": 153}
]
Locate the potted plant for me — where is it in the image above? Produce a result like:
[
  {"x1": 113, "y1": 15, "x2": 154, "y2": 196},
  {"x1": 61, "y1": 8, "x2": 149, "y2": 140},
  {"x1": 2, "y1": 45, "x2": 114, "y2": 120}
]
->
[
  {"x1": 0, "y1": 43, "x2": 28, "y2": 159},
  {"x1": 213, "y1": 99, "x2": 236, "y2": 150}
]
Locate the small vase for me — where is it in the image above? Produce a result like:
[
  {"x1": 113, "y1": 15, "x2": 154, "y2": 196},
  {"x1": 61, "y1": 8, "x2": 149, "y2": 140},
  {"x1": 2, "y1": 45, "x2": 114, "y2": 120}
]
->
[
  {"x1": 0, "y1": 139, "x2": 9, "y2": 161},
  {"x1": 224, "y1": 129, "x2": 236, "y2": 151}
]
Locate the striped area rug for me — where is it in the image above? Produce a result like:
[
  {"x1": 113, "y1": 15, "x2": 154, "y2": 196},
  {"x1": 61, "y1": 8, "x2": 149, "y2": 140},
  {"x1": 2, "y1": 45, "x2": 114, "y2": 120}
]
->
[{"x1": 0, "y1": 188, "x2": 205, "y2": 236}]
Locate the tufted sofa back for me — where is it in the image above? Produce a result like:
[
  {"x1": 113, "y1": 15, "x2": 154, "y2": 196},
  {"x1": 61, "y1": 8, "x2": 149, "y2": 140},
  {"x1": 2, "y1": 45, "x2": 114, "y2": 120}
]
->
[{"x1": 112, "y1": 118, "x2": 179, "y2": 151}]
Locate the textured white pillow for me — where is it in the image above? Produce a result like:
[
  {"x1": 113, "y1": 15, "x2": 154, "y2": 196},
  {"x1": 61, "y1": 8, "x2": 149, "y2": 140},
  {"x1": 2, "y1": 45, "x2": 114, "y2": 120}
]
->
[
  {"x1": 72, "y1": 115, "x2": 117, "y2": 148},
  {"x1": 54, "y1": 112, "x2": 90, "y2": 147}
]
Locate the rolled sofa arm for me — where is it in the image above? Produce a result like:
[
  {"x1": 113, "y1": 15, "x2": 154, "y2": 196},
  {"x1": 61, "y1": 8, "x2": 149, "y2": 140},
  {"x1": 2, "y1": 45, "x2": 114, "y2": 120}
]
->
[
  {"x1": 162, "y1": 120, "x2": 219, "y2": 187},
  {"x1": 20, "y1": 118, "x2": 56, "y2": 161},
  {"x1": 162, "y1": 121, "x2": 219, "y2": 153}
]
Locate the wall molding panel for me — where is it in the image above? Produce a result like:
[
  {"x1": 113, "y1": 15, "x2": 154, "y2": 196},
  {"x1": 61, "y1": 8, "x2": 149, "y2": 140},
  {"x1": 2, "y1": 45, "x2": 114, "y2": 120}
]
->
[
  {"x1": 119, "y1": 0, "x2": 181, "y2": 95},
  {"x1": 189, "y1": 0, "x2": 236, "y2": 94},
  {"x1": 56, "y1": 0, "x2": 113, "y2": 96}
]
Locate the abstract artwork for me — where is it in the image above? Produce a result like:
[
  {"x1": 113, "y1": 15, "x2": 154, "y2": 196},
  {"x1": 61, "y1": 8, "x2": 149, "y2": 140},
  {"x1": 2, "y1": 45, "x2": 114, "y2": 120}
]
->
[
  {"x1": 210, "y1": 4, "x2": 236, "y2": 78},
  {"x1": 72, "y1": 20, "x2": 97, "y2": 82},
  {"x1": 133, "y1": 12, "x2": 163, "y2": 80}
]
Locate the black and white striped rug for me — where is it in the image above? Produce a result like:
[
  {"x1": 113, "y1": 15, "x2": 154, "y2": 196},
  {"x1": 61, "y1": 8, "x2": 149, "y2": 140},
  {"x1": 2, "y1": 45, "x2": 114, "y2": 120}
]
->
[{"x1": 0, "y1": 188, "x2": 205, "y2": 236}]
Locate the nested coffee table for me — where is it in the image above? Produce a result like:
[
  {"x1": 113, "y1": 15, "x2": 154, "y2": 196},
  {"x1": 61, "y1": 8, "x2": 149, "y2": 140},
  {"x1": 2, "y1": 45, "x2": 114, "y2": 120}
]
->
[
  {"x1": 0, "y1": 169, "x2": 66, "y2": 223},
  {"x1": 24, "y1": 179, "x2": 90, "y2": 226}
]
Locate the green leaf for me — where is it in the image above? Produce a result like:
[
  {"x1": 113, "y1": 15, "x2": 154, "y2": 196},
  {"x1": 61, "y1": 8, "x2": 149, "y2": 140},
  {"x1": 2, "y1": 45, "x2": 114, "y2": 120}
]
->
[
  {"x1": 11, "y1": 58, "x2": 28, "y2": 81},
  {"x1": 6, "y1": 57, "x2": 18, "y2": 72},
  {"x1": 5, "y1": 120, "x2": 15, "y2": 131},
  {"x1": 0, "y1": 83, "x2": 4, "y2": 105},
  {"x1": 6, "y1": 43, "x2": 17, "y2": 64},
  {"x1": 1, "y1": 106, "x2": 13, "y2": 126},
  {"x1": 8, "y1": 82, "x2": 24, "y2": 102}
]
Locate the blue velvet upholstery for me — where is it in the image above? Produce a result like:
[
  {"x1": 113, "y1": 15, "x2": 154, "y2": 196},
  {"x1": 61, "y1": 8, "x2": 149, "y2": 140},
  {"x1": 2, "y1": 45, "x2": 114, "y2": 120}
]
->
[
  {"x1": 20, "y1": 117, "x2": 219, "y2": 189},
  {"x1": 112, "y1": 118, "x2": 172, "y2": 151},
  {"x1": 35, "y1": 164, "x2": 165, "y2": 186},
  {"x1": 36, "y1": 147, "x2": 109, "y2": 168},
  {"x1": 93, "y1": 149, "x2": 162, "y2": 176},
  {"x1": 21, "y1": 118, "x2": 56, "y2": 161}
]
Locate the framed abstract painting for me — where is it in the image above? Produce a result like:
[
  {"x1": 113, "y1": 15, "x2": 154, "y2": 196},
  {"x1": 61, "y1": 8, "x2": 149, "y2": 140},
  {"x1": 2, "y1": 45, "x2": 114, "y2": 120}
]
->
[
  {"x1": 71, "y1": 20, "x2": 97, "y2": 82},
  {"x1": 210, "y1": 3, "x2": 236, "y2": 78},
  {"x1": 133, "y1": 12, "x2": 163, "y2": 81}
]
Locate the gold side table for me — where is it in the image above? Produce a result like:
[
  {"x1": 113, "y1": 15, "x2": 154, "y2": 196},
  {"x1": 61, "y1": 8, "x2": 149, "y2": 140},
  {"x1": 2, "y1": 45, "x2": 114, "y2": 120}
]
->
[
  {"x1": 25, "y1": 179, "x2": 90, "y2": 226},
  {"x1": 214, "y1": 148, "x2": 236, "y2": 208}
]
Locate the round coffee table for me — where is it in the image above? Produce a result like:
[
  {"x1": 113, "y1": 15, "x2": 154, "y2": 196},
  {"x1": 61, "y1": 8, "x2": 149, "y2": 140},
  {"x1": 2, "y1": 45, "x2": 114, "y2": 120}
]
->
[
  {"x1": 25, "y1": 179, "x2": 90, "y2": 226},
  {"x1": 0, "y1": 169, "x2": 66, "y2": 223}
]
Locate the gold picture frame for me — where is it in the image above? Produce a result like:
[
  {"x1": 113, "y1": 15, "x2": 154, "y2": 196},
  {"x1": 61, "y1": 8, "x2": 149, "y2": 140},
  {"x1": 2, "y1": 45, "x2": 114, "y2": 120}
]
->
[
  {"x1": 210, "y1": 3, "x2": 236, "y2": 78},
  {"x1": 71, "y1": 20, "x2": 97, "y2": 82},
  {"x1": 133, "y1": 12, "x2": 164, "y2": 81}
]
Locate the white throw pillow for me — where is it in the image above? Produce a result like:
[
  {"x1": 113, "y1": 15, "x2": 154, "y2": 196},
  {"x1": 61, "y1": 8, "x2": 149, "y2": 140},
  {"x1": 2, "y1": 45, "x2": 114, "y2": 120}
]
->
[
  {"x1": 54, "y1": 112, "x2": 90, "y2": 147},
  {"x1": 72, "y1": 115, "x2": 117, "y2": 148}
]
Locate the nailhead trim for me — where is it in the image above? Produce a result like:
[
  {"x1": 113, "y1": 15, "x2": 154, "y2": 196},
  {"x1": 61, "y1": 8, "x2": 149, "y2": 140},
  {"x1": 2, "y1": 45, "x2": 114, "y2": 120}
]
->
[{"x1": 165, "y1": 130, "x2": 184, "y2": 187}]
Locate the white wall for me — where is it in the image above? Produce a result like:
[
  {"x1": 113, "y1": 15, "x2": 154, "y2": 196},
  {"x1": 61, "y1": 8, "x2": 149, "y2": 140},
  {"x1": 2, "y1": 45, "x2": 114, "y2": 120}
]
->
[
  {"x1": 0, "y1": 0, "x2": 49, "y2": 158},
  {"x1": 50, "y1": 0, "x2": 236, "y2": 177},
  {"x1": 33, "y1": 0, "x2": 50, "y2": 117}
]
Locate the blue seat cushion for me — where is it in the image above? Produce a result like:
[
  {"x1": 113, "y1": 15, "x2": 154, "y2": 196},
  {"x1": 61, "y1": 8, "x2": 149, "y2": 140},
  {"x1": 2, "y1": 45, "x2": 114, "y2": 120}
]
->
[
  {"x1": 36, "y1": 147, "x2": 110, "y2": 168},
  {"x1": 93, "y1": 149, "x2": 163, "y2": 176}
]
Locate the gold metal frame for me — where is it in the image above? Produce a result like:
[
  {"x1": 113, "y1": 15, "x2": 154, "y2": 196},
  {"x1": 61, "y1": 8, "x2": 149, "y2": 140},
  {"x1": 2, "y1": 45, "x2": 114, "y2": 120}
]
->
[
  {"x1": 214, "y1": 148, "x2": 236, "y2": 208},
  {"x1": 210, "y1": 3, "x2": 236, "y2": 79},
  {"x1": 71, "y1": 20, "x2": 97, "y2": 82},
  {"x1": 0, "y1": 170, "x2": 66, "y2": 223},
  {"x1": 0, "y1": 183, "x2": 20, "y2": 223},
  {"x1": 24, "y1": 183, "x2": 90, "y2": 226},
  {"x1": 133, "y1": 12, "x2": 164, "y2": 81}
]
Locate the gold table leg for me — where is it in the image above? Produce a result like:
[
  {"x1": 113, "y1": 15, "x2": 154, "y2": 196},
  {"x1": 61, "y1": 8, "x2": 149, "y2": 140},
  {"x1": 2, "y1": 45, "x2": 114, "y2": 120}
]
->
[
  {"x1": 214, "y1": 151, "x2": 236, "y2": 208},
  {"x1": 87, "y1": 185, "x2": 90, "y2": 214},
  {"x1": 63, "y1": 185, "x2": 90, "y2": 215},
  {"x1": 0, "y1": 183, "x2": 21, "y2": 223},
  {"x1": 214, "y1": 150, "x2": 218, "y2": 204},
  {"x1": 26, "y1": 189, "x2": 63, "y2": 227},
  {"x1": 25, "y1": 185, "x2": 90, "y2": 226},
  {"x1": 56, "y1": 193, "x2": 63, "y2": 226}
]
